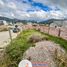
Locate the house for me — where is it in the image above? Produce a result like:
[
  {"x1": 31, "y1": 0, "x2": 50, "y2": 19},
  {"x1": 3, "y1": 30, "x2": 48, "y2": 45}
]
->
[
  {"x1": 0, "y1": 20, "x2": 8, "y2": 25},
  {"x1": 50, "y1": 19, "x2": 67, "y2": 28}
]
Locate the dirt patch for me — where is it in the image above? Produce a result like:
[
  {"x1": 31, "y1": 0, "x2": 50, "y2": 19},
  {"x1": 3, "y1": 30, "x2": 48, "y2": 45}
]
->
[
  {"x1": 28, "y1": 34, "x2": 48, "y2": 43},
  {"x1": 0, "y1": 25, "x2": 8, "y2": 32},
  {"x1": 23, "y1": 41, "x2": 67, "y2": 67}
]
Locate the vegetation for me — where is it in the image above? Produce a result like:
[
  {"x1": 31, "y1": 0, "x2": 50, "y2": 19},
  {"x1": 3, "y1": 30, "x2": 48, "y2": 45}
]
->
[
  {"x1": 0, "y1": 29, "x2": 67, "y2": 67},
  {"x1": 0, "y1": 25, "x2": 8, "y2": 32},
  {"x1": 0, "y1": 29, "x2": 42, "y2": 67},
  {"x1": 40, "y1": 31, "x2": 67, "y2": 51},
  {"x1": 28, "y1": 34, "x2": 45, "y2": 43}
]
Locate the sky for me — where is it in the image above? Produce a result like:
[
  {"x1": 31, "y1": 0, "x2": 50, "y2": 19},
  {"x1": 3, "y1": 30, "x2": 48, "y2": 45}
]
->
[{"x1": 0, "y1": 0, "x2": 67, "y2": 21}]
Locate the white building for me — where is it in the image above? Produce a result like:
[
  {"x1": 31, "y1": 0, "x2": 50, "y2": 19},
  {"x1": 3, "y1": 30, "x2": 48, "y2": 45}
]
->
[
  {"x1": 0, "y1": 20, "x2": 8, "y2": 25},
  {"x1": 50, "y1": 20, "x2": 67, "y2": 28}
]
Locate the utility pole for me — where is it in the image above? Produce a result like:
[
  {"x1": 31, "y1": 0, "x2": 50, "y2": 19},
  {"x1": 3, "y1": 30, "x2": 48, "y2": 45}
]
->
[
  {"x1": 48, "y1": 23, "x2": 50, "y2": 34},
  {"x1": 8, "y1": 28, "x2": 12, "y2": 45},
  {"x1": 58, "y1": 28, "x2": 61, "y2": 37}
]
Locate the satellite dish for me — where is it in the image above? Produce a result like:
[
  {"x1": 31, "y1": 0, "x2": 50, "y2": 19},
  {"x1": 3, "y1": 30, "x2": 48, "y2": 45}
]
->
[{"x1": 18, "y1": 60, "x2": 32, "y2": 67}]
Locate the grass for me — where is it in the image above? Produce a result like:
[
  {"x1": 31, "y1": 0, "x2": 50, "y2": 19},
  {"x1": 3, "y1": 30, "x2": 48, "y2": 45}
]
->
[
  {"x1": 0, "y1": 29, "x2": 67, "y2": 67},
  {"x1": 1, "y1": 29, "x2": 42, "y2": 67},
  {"x1": 40, "y1": 31, "x2": 67, "y2": 51}
]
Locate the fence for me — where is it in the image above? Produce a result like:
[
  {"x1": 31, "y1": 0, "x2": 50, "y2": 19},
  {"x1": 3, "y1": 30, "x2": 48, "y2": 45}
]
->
[{"x1": 23, "y1": 25, "x2": 67, "y2": 40}]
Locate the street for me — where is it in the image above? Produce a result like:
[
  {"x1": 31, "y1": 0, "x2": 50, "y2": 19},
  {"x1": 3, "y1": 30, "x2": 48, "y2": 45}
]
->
[{"x1": 0, "y1": 30, "x2": 17, "y2": 48}]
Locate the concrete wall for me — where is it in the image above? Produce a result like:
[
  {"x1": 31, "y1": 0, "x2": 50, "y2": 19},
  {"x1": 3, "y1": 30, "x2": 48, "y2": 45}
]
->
[
  {"x1": 39, "y1": 26, "x2": 67, "y2": 40},
  {"x1": 23, "y1": 25, "x2": 67, "y2": 40}
]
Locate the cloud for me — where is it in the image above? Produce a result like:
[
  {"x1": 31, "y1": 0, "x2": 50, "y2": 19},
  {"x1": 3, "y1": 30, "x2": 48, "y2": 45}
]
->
[
  {"x1": 7, "y1": 2, "x2": 17, "y2": 9},
  {"x1": 49, "y1": 10, "x2": 65, "y2": 19},
  {"x1": 33, "y1": 0, "x2": 67, "y2": 11},
  {"x1": 0, "y1": 0, "x2": 4, "y2": 6},
  {"x1": 0, "y1": 0, "x2": 67, "y2": 20},
  {"x1": 29, "y1": 10, "x2": 65, "y2": 20},
  {"x1": 0, "y1": 0, "x2": 32, "y2": 17},
  {"x1": 0, "y1": 14, "x2": 2, "y2": 16},
  {"x1": 29, "y1": 10, "x2": 48, "y2": 18},
  {"x1": 11, "y1": 12, "x2": 15, "y2": 17}
]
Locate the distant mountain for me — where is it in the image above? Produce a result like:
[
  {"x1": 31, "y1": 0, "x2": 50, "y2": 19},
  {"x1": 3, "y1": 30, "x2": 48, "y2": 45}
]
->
[
  {"x1": 39, "y1": 19, "x2": 67, "y2": 24},
  {"x1": 0, "y1": 16, "x2": 26, "y2": 23},
  {"x1": 0, "y1": 16, "x2": 38, "y2": 23},
  {"x1": 0, "y1": 16, "x2": 12, "y2": 22},
  {"x1": 0, "y1": 16, "x2": 67, "y2": 26}
]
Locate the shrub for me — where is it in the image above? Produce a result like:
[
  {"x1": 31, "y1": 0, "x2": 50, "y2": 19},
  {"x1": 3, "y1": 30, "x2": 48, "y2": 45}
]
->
[{"x1": 28, "y1": 34, "x2": 43, "y2": 43}]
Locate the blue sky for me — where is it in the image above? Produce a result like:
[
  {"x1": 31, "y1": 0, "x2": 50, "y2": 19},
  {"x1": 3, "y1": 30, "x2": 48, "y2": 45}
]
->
[{"x1": 0, "y1": 0, "x2": 67, "y2": 20}]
